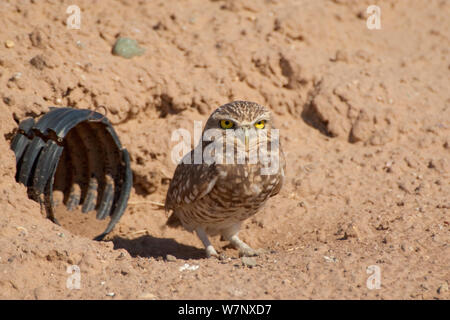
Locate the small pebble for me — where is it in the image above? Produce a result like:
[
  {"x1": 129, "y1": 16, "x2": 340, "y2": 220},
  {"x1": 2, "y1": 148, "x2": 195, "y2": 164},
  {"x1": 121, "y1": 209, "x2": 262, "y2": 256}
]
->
[
  {"x1": 166, "y1": 254, "x2": 176, "y2": 262},
  {"x1": 5, "y1": 40, "x2": 14, "y2": 48},
  {"x1": 323, "y1": 255, "x2": 338, "y2": 263},
  {"x1": 112, "y1": 37, "x2": 145, "y2": 59},
  {"x1": 106, "y1": 292, "x2": 115, "y2": 297}
]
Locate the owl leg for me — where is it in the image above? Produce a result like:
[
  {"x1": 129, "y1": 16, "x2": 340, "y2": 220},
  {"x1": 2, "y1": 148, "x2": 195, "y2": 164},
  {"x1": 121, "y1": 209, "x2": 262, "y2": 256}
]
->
[
  {"x1": 222, "y1": 223, "x2": 259, "y2": 257},
  {"x1": 195, "y1": 227, "x2": 218, "y2": 258}
]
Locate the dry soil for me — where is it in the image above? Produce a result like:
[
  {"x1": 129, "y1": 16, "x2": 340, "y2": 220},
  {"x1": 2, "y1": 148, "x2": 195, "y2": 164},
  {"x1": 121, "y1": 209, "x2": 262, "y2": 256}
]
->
[{"x1": 0, "y1": 0, "x2": 449, "y2": 299}]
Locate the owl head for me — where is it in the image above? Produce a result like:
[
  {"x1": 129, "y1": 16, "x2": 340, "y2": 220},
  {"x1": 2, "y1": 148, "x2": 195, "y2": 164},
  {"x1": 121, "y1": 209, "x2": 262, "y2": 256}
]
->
[{"x1": 203, "y1": 101, "x2": 273, "y2": 164}]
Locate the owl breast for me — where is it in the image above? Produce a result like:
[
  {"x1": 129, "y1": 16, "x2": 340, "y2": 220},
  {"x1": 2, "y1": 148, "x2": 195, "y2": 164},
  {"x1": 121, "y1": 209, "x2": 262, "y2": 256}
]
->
[{"x1": 206, "y1": 163, "x2": 278, "y2": 218}]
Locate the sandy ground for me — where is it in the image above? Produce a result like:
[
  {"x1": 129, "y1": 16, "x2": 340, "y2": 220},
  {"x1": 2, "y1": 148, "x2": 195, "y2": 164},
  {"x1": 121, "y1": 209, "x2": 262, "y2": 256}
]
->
[{"x1": 0, "y1": 0, "x2": 449, "y2": 299}]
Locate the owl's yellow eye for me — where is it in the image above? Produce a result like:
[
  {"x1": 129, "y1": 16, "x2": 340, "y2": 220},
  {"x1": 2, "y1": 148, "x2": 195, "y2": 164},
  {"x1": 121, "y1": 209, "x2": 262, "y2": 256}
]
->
[
  {"x1": 220, "y1": 119, "x2": 234, "y2": 129},
  {"x1": 254, "y1": 120, "x2": 265, "y2": 129}
]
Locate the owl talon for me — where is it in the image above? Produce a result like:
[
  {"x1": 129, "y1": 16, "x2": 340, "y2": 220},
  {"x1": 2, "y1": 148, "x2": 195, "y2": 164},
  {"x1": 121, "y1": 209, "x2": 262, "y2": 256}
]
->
[
  {"x1": 238, "y1": 246, "x2": 259, "y2": 257},
  {"x1": 206, "y1": 245, "x2": 219, "y2": 258}
]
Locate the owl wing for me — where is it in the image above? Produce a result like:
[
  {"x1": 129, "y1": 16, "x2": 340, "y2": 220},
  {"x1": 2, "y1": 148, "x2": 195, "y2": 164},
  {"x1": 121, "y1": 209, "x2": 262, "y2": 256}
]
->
[
  {"x1": 269, "y1": 148, "x2": 286, "y2": 197},
  {"x1": 165, "y1": 149, "x2": 219, "y2": 212}
]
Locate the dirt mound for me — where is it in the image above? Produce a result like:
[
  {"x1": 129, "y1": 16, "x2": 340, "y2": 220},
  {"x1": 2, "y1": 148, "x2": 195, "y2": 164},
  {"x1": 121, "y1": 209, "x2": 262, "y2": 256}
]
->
[{"x1": 0, "y1": 0, "x2": 448, "y2": 299}]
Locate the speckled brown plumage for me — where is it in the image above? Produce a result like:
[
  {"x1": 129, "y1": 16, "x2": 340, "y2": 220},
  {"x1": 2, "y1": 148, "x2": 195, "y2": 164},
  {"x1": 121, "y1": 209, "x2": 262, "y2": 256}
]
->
[{"x1": 165, "y1": 101, "x2": 285, "y2": 257}]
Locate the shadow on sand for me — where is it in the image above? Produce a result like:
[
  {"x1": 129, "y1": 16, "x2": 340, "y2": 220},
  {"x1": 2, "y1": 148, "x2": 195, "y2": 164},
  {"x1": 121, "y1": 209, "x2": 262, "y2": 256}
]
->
[{"x1": 111, "y1": 234, "x2": 206, "y2": 260}]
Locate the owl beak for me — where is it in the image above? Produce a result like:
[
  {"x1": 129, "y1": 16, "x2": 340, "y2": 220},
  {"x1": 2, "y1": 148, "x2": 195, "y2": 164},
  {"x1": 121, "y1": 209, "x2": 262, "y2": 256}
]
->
[{"x1": 243, "y1": 126, "x2": 249, "y2": 149}]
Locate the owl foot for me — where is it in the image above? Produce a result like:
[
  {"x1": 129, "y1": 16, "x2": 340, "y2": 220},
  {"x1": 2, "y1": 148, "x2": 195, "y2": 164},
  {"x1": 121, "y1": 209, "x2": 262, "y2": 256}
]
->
[{"x1": 229, "y1": 235, "x2": 259, "y2": 257}]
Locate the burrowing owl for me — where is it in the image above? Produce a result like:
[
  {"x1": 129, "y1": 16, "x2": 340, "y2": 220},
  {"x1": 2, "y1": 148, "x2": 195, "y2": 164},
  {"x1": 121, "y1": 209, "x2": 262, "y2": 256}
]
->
[{"x1": 165, "y1": 101, "x2": 285, "y2": 257}]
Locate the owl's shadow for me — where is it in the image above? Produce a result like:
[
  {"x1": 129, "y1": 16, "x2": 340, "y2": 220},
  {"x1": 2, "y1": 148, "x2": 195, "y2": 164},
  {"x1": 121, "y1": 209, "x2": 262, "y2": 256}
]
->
[{"x1": 111, "y1": 235, "x2": 206, "y2": 260}]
